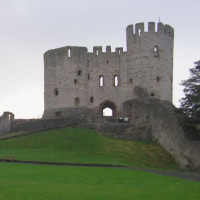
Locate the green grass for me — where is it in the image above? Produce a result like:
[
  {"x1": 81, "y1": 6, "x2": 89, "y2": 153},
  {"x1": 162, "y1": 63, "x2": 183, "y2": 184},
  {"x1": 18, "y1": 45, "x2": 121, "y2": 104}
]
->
[
  {"x1": 0, "y1": 163, "x2": 199, "y2": 200},
  {"x1": 0, "y1": 127, "x2": 177, "y2": 169}
]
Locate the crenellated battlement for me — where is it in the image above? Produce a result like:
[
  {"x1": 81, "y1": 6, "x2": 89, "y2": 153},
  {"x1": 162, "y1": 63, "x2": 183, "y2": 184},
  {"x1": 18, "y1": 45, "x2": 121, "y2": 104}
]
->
[
  {"x1": 126, "y1": 22, "x2": 174, "y2": 37},
  {"x1": 44, "y1": 45, "x2": 124, "y2": 59},
  {"x1": 92, "y1": 46, "x2": 124, "y2": 54}
]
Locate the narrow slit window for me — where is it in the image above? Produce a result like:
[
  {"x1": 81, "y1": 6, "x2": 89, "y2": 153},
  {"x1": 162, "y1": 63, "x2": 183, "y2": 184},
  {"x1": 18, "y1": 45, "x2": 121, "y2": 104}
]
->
[
  {"x1": 88, "y1": 60, "x2": 89, "y2": 66},
  {"x1": 54, "y1": 88, "x2": 58, "y2": 96},
  {"x1": 138, "y1": 29, "x2": 141, "y2": 36},
  {"x1": 90, "y1": 97, "x2": 94, "y2": 103},
  {"x1": 129, "y1": 79, "x2": 133, "y2": 83},
  {"x1": 68, "y1": 49, "x2": 71, "y2": 58},
  {"x1": 99, "y1": 75, "x2": 104, "y2": 87},
  {"x1": 78, "y1": 70, "x2": 82, "y2": 76},
  {"x1": 96, "y1": 50, "x2": 99, "y2": 56},
  {"x1": 154, "y1": 46, "x2": 159, "y2": 57},
  {"x1": 114, "y1": 75, "x2": 119, "y2": 86},
  {"x1": 88, "y1": 73, "x2": 90, "y2": 80},
  {"x1": 74, "y1": 79, "x2": 77, "y2": 84}
]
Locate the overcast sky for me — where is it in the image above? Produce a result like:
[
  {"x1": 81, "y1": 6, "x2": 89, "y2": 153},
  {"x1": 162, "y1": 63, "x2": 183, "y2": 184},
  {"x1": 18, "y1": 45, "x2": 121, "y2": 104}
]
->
[{"x1": 0, "y1": 0, "x2": 200, "y2": 118}]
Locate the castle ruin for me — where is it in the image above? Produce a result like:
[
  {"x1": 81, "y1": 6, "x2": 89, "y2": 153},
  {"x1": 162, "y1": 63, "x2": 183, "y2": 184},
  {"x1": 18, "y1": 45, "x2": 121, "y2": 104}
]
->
[
  {"x1": 1, "y1": 22, "x2": 200, "y2": 169},
  {"x1": 42, "y1": 22, "x2": 174, "y2": 119}
]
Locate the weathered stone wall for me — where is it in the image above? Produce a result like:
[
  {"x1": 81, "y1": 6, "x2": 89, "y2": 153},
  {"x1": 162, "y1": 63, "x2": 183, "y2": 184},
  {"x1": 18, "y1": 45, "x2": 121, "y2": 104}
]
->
[
  {"x1": 126, "y1": 23, "x2": 173, "y2": 101},
  {"x1": 0, "y1": 112, "x2": 14, "y2": 136},
  {"x1": 43, "y1": 22, "x2": 174, "y2": 119},
  {"x1": 12, "y1": 118, "x2": 83, "y2": 133},
  {"x1": 123, "y1": 87, "x2": 200, "y2": 169},
  {"x1": 6, "y1": 116, "x2": 151, "y2": 142},
  {"x1": 149, "y1": 102, "x2": 200, "y2": 169},
  {"x1": 96, "y1": 120, "x2": 152, "y2": 141}
]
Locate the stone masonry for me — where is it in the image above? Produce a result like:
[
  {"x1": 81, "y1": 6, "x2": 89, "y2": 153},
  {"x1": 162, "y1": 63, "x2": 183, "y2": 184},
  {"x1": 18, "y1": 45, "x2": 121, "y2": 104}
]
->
[
  {"x1": 42, "y1": 22, "x2": 174, "y2": 119},
  {"x1": 0, "y1": 112, "x2": 14, "y2": 136}
]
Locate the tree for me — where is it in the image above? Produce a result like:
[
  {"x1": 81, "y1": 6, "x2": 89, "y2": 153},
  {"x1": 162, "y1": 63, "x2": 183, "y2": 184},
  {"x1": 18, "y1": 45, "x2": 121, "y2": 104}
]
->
[{"x1": 180, "y1": 60, "x2": 200, "y2": 120}]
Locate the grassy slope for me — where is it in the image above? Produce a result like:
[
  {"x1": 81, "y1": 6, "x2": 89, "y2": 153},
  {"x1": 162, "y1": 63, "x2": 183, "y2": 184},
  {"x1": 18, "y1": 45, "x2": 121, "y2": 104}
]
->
[
  {"x1": 0, "y1": 163, "x2": 199, "y2": 200},
  {"x1": 0, "y1": 127, "x2": 177, "y2": 169}
]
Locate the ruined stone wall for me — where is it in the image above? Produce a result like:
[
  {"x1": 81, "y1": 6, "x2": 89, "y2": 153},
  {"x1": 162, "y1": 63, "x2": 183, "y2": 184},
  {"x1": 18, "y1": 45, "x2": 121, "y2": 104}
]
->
[
  {"x1": 0, "y1": 112, "x2": 14, "y2": 136},
  {"x1": 43, "y1": 22, "x2": 174, "y2": 119},
  {"x1": 123, "y1": 87, "x2": 200, "y2": 169}
]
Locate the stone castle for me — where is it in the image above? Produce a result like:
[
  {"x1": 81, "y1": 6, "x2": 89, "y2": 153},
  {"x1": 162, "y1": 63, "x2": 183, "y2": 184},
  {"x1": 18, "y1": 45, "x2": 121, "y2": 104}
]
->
[
  {"x1": 42, "y1": 22, "x2": 174, "y2": 119},
  {"x1": 1, "y1": 22, "x2": 200, "y2": 170}
]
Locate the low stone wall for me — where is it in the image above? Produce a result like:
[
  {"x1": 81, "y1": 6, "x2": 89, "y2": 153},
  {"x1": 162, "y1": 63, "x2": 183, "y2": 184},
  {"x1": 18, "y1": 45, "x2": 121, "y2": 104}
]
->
[
  {"x1": 95, "y1": 120, "x2": 152, "y2": 141},
  {"x1": 8, "y1": 117, "x2": 152, "y2": 142},
  {"x1": 13, "y1": 118, "x2": 83, "y2": 133}
]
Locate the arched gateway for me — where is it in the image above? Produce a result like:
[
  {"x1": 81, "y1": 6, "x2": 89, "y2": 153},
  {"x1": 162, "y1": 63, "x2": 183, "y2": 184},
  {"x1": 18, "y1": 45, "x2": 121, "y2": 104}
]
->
[{"x1": 99, "y1": 100, "x2": 117, "y2": 117}]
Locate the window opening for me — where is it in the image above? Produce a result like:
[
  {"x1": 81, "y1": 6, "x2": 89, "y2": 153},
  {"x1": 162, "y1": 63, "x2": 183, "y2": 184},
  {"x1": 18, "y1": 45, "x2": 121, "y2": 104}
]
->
[
  {"x1": 138, "y1": 29, "x2": 141, "y2": 36},
  {"x1": 106, "y1": 60, "x2": 109, "y2": 63},
  {"x1": 8, "y1": 114, "x2": 11, "y2": 120},
  {"x1": 88, "y1": 60, "x2": 89, "y2": 66},
  {"x1": 74, "y1": 79, "x2": 77, "y2": 84},
  {"x1": 156, "y1": 77, "x2": 160, "y2": 82},
  {"x1": 90, "y1": 97, "x2": 94, "y2": 103},
  {"x1": 68, "y1": 49, "x2": 71, "y2": 58},
  {"x1": 96, "y1": 50, "x2": 99, "y2": 56},
  {"x1": 78, "y1": 70, "x2": 82, "y2": 76},
  {"x1": 55, "y1": 112, "x2": 61, "y2": 117},
  {"x1": 103, "y1": 107, "x2": 113, "y2": 117},
  {"x1": 99, "y1": 75, "x2": 104, "y2": 87},
  {"x1": 154, "y1": 46, "x2": 159, "y2": 57},
  {"x1": 151, "y1": 93, "x2": 155, "y2": 97},
  {"x1": 54, "y1": 88, "x2": 58, "y2": 96},
  {"x1": 114, "y1": 75, "x2": 119, "y2": 86},
  {"x1": 74, "y1": 97, "x2": 80, "y2": 106},
  {"x1": 88, "y1": 73, "x2": 90, "y2": 80},
  {"x1": 129, "y1": 79, "x2": 133, "y2": 83}
]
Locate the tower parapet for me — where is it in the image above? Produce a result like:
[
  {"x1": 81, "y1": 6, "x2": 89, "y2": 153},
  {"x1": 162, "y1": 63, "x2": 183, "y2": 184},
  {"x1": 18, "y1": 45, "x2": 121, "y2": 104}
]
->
[{"x1": 126, "y1": 22, "x2": 174, "y2": 51}]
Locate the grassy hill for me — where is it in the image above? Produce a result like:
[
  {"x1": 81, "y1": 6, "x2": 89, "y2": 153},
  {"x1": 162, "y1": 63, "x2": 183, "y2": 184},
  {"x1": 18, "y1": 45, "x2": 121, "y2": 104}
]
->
[{"x1": 0, "y1": 127, "x2": 178, "y2": 169}]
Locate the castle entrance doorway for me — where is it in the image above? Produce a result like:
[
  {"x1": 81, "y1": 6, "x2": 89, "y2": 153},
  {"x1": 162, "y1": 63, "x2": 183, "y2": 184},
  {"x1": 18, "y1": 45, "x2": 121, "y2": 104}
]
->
[{"x1": 100, "y1": 100, "x2": 116, "y2": 117}]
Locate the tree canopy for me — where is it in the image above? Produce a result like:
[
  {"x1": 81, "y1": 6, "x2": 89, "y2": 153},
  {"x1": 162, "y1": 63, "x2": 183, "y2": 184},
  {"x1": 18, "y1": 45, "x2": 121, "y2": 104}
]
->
[{"x1": 180, "y1": 60, "x2": 200, "y2": 119}]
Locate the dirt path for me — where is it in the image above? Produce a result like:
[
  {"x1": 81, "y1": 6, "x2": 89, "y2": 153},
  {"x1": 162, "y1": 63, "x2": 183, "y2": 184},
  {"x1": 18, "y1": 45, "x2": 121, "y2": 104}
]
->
[
  {"x1": 127, "y1": 167, "x2": 200, "y2": 182},
  {"x1": 0, "y1": 159, "x2": 200, "y2": 182}
]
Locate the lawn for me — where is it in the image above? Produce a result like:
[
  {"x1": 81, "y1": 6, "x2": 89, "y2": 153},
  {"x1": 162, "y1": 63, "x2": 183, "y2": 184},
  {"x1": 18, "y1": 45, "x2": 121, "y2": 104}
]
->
[
  {"x1": 0, "y1": 127, "x2": 177, "y2": 169},
  {"x1": 0, "y1": 163, "x2": 199, "y2": 200}
]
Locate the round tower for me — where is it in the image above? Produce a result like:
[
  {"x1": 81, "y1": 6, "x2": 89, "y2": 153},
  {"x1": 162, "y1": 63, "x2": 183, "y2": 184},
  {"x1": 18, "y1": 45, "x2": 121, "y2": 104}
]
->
[
  {"x1": 126, "y1": 22, "x2": 174, "y2": 101},
  {"x1": 43, "y1": 46, "x2": 89, "y2": 119}
]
